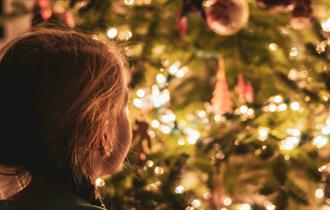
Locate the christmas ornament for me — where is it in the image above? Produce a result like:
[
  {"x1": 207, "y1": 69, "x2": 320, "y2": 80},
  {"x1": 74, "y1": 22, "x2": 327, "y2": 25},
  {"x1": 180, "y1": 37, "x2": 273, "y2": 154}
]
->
[
  {"x1": 32, "y1": 0, "x2": 52, "y2": 26},
  {"x1": 211, "y1": 56, "x2": 233, "y2": 115},
  {"x1": 256, "y1": 0, "x2": 294, "y2": 12},
  {"x1": 132, "y1": 116, "x2": 152, "y2": 161},
  {"x1": 205, "y1": 0, "x2": 249, "y2": 36},
  {"x1": 235, "y1": 74, "x2": 254, "y2": 103},
  {"x1": 289, "y1": 0, "x2": 313, "y2": 30},
  {"x1": 177, "y1": 0, "x2": 206, "y2": 34}
]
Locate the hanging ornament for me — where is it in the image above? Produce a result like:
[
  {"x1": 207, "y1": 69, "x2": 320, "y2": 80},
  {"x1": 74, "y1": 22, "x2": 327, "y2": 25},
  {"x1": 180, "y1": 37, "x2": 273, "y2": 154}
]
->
[
  {"x1": 235, "y1": 74, "x2": 254, "y2": 103},
  {"x1": 256, "y1": 0, "x2": 294, "y2": 12},
  {"x1": 176, "y1": 0, "x2": 206, "y2": 34},
  {"x1": 205, "y1": 0, "x2": 249, "y2": 36},
  {"x1": 32, "y1": 0, "x2": 52, "y2": 26},
  {"x1": 132, "y1": 116, "x2": 152, "y2": 162},
  {"x1": 289, "y1": 0, "x2": 313, "y2": 30},
  {"x1": 211, "y1": 56, "x2": 233, "y2": 115}
]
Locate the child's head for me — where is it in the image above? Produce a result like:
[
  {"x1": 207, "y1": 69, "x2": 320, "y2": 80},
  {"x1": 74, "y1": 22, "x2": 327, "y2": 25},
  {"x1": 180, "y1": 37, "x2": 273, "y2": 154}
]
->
[{"x1": 0, "y1": 27, "x2": 131, "y2": 193}]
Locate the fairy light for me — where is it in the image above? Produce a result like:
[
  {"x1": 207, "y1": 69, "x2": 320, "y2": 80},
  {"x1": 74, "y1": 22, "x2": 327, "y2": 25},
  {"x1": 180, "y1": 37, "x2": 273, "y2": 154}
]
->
[
  {"x1": 160, "y1": 112, "x2": 176, "y2": 123},
  {"x1": 284, "y1": 154, "x2": 290, "y2": 160},
  {"x1": 280, "y1": 136, "x2": 300, "y2": 151},
  {"x1": 186, "y1": 128, "x2": 200, "y2": 144},
  {"x1": 169, "y1": 61, "x2": 181, "y2": 75},
  {"x1": 124, "y1": 0, "x2": 134, "y2": 5},
  {"x1": 106, "y1": 27, "x2": 118, "y2": 39},
  {"x1": 290, "y1": 101, "x2": 300, "y2": 111},
  {"x1": 272, "y1": 95, "x2": 284, "y2": 103},
  {"x1": 288, "y1": 68, "x2": 300, "y2": 80},
  {"x1": 197, "y1": 110, "x2": 207, "y2": 118},
  {"x1": 118, "y1": 30, "x2": 132, "y2": 40},
  {"x1": 203, "y1": 192, "x2": 212, "y2": 200},
  {"x1": 191, "y1": 199, "x2": 201, "y2": 208},
  {"x1": 258, "y1": 127, "x2": 269, "y2": 141},
  {"x1": 133, "y1": 98, "x2": 143, "y2": 108},
  {"x1": 214, "y1": 114, "x2": 224, "y2": 122},
  {"x1": 321, "y1": 126, "x2": 330, "y2": 135},
  {"x1": 223, "y1": 197, "x2": 232, "y2": 206},
  {"x1": 268, "y1": 103, "x2": 277, "y2": 112},
  {"x1": 321, "y1": 17, "x2": 330, "y2": 32},
  {"x1": 151, "y1": 119, "x2": 160, "y2": 128},
  {"x1": 146, "y1": 160, "x2": 154, "y2": 167},
  {"x1": 326, "y1": 117, "x2": 330, "y2": 126},
  {"x1": 315, "y1": 188, "x2": 325, "y2": 199},
  {"x1": 239, "y1": 105, "x2": 248, "y2": 114},
  {"x1": 286, "y1": 128, "x2": 301, "y2": 137},
  {"x1": 175, "y1": 185, "x2": 185, "y2": 194},
  {"x1": 176, "y1": 66, "x2": 189, "y2": 78},
  {"x1": 160, "y1": 125, "x2": 171, "y2": 134},
  {"x1": 277, "y1": 103, "x2": 287, "y2": 111},
  {"x1": 136, "y1": 89, "x2": 146, "y2": 97},
  {"x1": 289, "y1": 47, "x2": 298, "y2": 57},
  {"x1": 95, "y1": 178, "x2": 105, "y2": 188},
  {"x1": 269, "y1": 43, "x2": 278, "y2": 51},
  {"x1": 178, "y1": 138, "x2": 186, "y2": 146},
  {"x1": 154, "y1": 166, "x2": 164, "y2": 175},
  {"x1": 312, "y1": 135, "x2": 328, "y2": 149},
  {"x1": 156, "y1": 73, "x2": 167, "y2": 86},
  {"x1": 265, "y1": 203, "x2": 276, "y2": 210},
  {"x1": 237, "y1": 203, "x2": 251, "y2": 210}
]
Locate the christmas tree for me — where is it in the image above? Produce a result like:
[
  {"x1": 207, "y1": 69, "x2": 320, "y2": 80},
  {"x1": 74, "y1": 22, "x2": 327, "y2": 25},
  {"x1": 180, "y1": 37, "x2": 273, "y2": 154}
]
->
[{"x1": 9, "y1": 0, "x2": 330, "y2": 209}]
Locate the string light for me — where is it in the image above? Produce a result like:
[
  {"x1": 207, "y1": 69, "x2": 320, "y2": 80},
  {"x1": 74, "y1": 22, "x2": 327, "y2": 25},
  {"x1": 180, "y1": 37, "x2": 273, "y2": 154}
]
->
[
  {"x1": 151, "y1": 119, "x2": 160, "y2": 128},
  {"x1": 223, "y1": 197, "x2": 232, "y2": 206},
  {"x1": 312, "y1": 135, "x2": 328, "y2": 149},
  {"x1": 315, "y1": 188, "x2": 325, "y2": 199},
  {"x1": 178, "y1": 138, "x2": 186, "y2": 146},
  {"x1": 191, "y1": 199, "x2": 201, "y2": 208},
  {"x1": 146, "y1": 160, "x2": 154, "y2": 167},
  {"x1": 322, "y1": 206, "x2": 330, "y2": 210},
  {"x1": 160, "y1": 125, "x2": 171, "y2": 134},
  {"x1": 124, "y1": 0, "x2": 135, "y2": 5},
  {"x1": 265, "y1": 203, "x2": 276, "y2": 210},
  {"x1": 154, "y1": 166, "x2": 164, "y2": 175},
  {"x1": 95, "y1": 178, "x2": 106, "y2": 188},
  {"x1": 290, "y1": 101, "x2": 300, "y2": 111},
  {"x1": 175, "y1": 185, "x2": 185, "y2": 194},
  {"x1": 321, "y1": 17, "x2": 330, "y2": 32},
  {"x1": 321, "y1": 126, "x2": 330, "y2": 135},
  {"x1": 258, "y1": 127, "x2": 269, "y2": 141},
  {"x1": 203, "y1": 192, "x2": 212, "y2": 200},
  {"x1": 169, "y1": 61, "x2": 181, "y2": 75},
  {"x1": 286, "y1": 128, "x2": 301, "y2": 137},
  {"x1": 136, "y1": 89, "x2": 146, "y2": 97},
  {"x1": 156, "y1": 73, "x2": 167, "y2": 87},
  {"x1": 237, "y1": 203, "x2": 251, "y2": 210},
  {"x1": 106, "y1": 27, "x2": 118, "y2": 39},
  {"x1": 269, "y1": 43, "x2": 278, "y2": 51},
  {"x1": 277, "y1": 103, "x2": 287, "y2": 111},
  {"x1": 118, "y1": 30, "x2": 132, "y2": 40},
  {"x1": 289, "y1": 47, "x2": 298, "y2": 57},
  {"x1": 271, "y1": 95, "x2": 284, "y2": 103},
  {"x1": 185, "y1": 128, "x2": 200, "y2": 144},
  {"x1": 280, "y1": 136, "x2": 300, "y2": 151}
]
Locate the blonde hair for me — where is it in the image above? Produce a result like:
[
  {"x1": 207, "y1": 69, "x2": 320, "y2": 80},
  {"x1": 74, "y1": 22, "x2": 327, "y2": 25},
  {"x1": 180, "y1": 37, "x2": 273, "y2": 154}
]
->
[{"x1": 0, "y1": 26, "x2": 127, "y2": 195}]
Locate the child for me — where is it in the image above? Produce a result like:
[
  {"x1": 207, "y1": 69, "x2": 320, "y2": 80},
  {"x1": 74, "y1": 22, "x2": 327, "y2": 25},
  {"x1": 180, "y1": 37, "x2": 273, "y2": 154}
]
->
[{"x1": 0, "y1": 26, "x2": 132, "y2": 210}]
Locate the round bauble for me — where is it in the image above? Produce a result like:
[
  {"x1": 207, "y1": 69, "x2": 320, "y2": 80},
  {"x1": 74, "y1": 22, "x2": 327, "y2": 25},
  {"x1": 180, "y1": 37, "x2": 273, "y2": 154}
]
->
[{"x1": 205, "y1": 0, "x2": 249, "y2": 36}]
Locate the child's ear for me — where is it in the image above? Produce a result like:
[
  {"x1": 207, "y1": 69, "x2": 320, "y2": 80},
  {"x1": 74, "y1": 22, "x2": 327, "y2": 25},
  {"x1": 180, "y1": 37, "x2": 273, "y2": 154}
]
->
[{"x1": 100, "y1": 120, "x2": 112, "y2": 157}]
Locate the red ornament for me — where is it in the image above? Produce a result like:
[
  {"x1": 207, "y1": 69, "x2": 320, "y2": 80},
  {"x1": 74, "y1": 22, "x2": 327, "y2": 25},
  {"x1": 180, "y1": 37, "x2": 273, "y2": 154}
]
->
[
  {"x1": 205, "y1": 0, "x2": 249, "y2": 36},
  {"x1": 289, "y1": 0, "x2": 313, "y2": 30},
  {"x1": 256, "y1": 0, "x2": 294, "y2": 12},
  {"x1": 211, "y1": 56, "x2": 233, "y2": 115},
  {"x1": 235, "y1": 74, "x2": 254, "y2": 103}
]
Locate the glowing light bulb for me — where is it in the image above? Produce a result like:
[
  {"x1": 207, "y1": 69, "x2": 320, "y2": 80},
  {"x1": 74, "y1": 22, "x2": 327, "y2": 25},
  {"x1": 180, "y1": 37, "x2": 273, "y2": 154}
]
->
[
  {"x1": 124, "y1": 0, "x2": 134, "y2": 5},
  {"x1": 136, "y1": 89, "x2": 146, "y2": 97},
  {"x1": 146, "y1": 160, "x2": 154, "y2": 167},
  {"x1": 169, "y1": 61, "x2": 181, "y2": 75},
  {"x1": 268, "y1": 103, "x2": 277, "y2": 112},
  {"x1": 186, "y1": 128, "x2": 200, "y2": 144},
  {"x1": 322, "y1": 126, "x2": 330, "y2": 135},
  {"x1": 265, "y1": 203, "x2": 276, "y2": 210},
  {"x1": 160, "y1": 125, "x2": 171, "y2": 134},
  {"x1": 191, "y1": 199, "x2": 201, "y2": 208},
  {"x1": 197, "y1": 110, "x2": 207, "y2": 118},
  {"x1": 315, "y1": 188, "x2": 325, "y2": 199},
  {"x1": 321, "y1": 17, "x2": 330, "y2": 32},
  {"x1": 312, "y1": 136, "x2": 328, "y2": 149},
  {"x1": 106, "y1": 27, "x2": 118, "y2": 39},
  {"x1": 133, "y1": 98, "x2": 143, "y2": 108},
  {"x1": 280, "y1": 136, "x2": 300, "y2": 150},
  {"x1": 290, "y1": 101, "x2": 300, "y2": 111},
  {"x1": 286, "y1": 128, "x2": 301, "y2": 137},
  {"x1": 156, "y1": 73, "x2": 167, "y2": 86},
  {"x1": 175, "y1": 66, "x2": 189, "y2": 78},
  {"x1": 95, "y1": 178, "x2": 105, "y2": 187},
  {"x1": 277, "y1": 103, "x2": 287, "y2": 111},
  {"x1": 154, "y1": 166, "x2": 164, "y2": 175},
  {"x1": 238, "y1": 203, "x2": 251, "y2": 210},
  {"x1": 223, "y1": 197, "x2": 232, "y2": 206},
  {"x1": 269, "y1": 43, "x2": 278, "y2": 51},
  {"x1": 178, "y1": 138, "x2": 186, "y2": 146},
  {"x1": 289, "y1": 47, "x2": 298, "y2": 57},
  {"x1": 175, "y1": 185, "x2": 185, "y2": 194},
  {"x1": 118, "y1": 30, "x2": 132, "y2": 40},
  {"x1": 258, "y1": 127, "x2": 269, "y2": 141},
  {"x1": 151, "y1": 119, "x2": 160, "y2": 128},
  {"x1": 272, "y1": 95, "x2": 284, "y2": 103}
]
